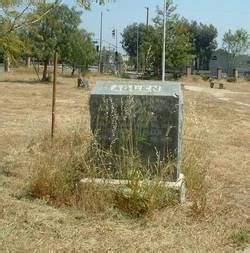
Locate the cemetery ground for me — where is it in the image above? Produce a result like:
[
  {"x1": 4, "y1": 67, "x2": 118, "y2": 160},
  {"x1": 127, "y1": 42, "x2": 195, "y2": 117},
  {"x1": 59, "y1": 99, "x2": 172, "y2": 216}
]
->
[{"x1": 0, "y1": 68, "x2": 249, "y2": 251}]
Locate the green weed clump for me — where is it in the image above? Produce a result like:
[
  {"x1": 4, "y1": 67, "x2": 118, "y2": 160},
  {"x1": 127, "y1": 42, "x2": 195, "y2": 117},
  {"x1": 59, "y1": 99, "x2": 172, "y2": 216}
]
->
[
  {"x1": 201, "y1": 74, "x2": 210, "y2": 81},
  {"x1": 245, "y1": 75, "x2": 250, "y2": 82},
  {"x1": 226, "y1": 76, "x2": 237, "y2": 83},
  {"x1": 231, "y1": 229, "x2": 250, "y2": 250}
]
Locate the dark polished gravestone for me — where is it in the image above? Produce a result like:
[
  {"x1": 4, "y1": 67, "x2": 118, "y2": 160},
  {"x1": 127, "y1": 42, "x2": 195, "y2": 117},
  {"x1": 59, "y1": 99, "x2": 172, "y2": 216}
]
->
[{"x1": 89, "y1": 81, "x2": 183, "y2": 180}]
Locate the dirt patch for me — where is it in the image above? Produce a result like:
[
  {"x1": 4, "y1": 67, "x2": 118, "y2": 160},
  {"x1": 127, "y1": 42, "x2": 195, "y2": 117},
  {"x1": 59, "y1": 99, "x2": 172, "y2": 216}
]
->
[{"x1": 184, "y1": 84, "x2": 250, "y2": 109}]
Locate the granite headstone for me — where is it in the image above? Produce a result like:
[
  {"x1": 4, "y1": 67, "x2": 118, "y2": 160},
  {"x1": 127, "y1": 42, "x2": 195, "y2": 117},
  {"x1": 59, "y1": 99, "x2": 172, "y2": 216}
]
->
[{"x1": 89, "y1": 81, "x2": 183, "y2": 180}]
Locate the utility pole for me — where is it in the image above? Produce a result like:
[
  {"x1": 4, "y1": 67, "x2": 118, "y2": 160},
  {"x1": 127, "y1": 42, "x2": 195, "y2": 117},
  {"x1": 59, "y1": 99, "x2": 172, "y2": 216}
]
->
[
  {"x1": 145, "y1": 7, "x2": 149, "y2": 27},
  {"x1": 162, "y1": 0, "x2": 167, "y2": 82},
  {"x1": 99, "y1": 11, "x2": 103, "y2": 73},
  {"x1": 115, "y1": 29, "x2": 118, "y2": 52},
  {"x1": 112, "y1": 29, "x2": 119, "y2": 73},
  {"x1": 115, "y1": 29, "x2": 118, "y2": 73},
  {"x1": 51, "y1": 51, "x2": 57, "y2": 139},
  {"x1": 136, "y1": 25, "x2": 139, "y2": 74}
]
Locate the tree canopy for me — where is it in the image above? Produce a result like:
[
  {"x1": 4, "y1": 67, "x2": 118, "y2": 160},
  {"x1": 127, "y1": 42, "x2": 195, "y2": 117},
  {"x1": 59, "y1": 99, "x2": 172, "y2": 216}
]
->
[
  {"x1": 121, "y1": 3, "x2": 193, "y2": 77},
  {"x1": 121, "y1": 23, "x2": 146, "y2": 68},
  {"x1": 184, "y1": 21, "x2": 218, "y2": 70},
  {"x1": 23, "y1": 3, "x2": 96, "y2": 80},
  {"x1": 60, "y1": 29, "x2": 96, "y2": 75},
  {"x1": 0, "y1": 0, "x2": 109, "y2": 72},
  {"x1": 222, "y1": 29, "x2": 250, "y2": 73}
]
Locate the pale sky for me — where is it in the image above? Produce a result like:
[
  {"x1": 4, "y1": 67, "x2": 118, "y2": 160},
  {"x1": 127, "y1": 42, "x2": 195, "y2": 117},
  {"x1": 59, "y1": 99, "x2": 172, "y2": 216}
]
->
[{"x1": 64, "y1": 0, "x2": 250, "y2": 53}]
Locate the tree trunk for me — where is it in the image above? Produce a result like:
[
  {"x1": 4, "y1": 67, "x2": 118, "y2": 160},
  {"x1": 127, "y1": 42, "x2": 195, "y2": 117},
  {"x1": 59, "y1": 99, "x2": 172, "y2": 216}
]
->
[
  {"x1": 4, "y1": 54, "x2": 10, "y2": 72},
  {"x1": 26, "y1": 57, "x2": 31, "y2": 68},
  {"x1": 197, "y1": 57, "x2": 200, "y2": 70},
  {"x1": 42, "y1": 60, "x2": 48, "y2": 81},
  {"x1": 71, "y1": 65, "x2": 75, "y2": 77}
]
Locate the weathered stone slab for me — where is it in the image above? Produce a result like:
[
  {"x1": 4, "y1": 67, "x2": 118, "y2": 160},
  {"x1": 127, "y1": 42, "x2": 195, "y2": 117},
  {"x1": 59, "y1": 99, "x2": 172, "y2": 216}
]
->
[
  {"x1": 89, "y1": 81, "x2": 183, "y2": 180},
  {"x1": 80, "y1": 173, "x2": 186, "y2": 203}
]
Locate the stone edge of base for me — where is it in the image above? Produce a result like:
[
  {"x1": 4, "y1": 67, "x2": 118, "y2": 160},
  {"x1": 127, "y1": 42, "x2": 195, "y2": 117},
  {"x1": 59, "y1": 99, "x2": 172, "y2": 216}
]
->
[{"x1": 80, "y1": 173, "x2": 186, "y2": 203}]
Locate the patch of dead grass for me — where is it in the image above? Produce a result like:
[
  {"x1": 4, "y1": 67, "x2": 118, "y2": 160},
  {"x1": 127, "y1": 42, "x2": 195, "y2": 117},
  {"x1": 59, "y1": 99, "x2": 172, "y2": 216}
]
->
[{"x1": 0, "y1": 69, "x2": 249, "y2": 251}]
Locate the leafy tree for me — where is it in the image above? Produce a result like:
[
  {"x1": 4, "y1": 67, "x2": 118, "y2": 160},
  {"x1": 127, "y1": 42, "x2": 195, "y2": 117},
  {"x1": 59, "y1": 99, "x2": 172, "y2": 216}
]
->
[
  {"x1": 144, "y1": 17, "x2": 193, "y2": 76},
  {"x1": 0, "y1": 0, "x2": 57, "y2": 36},
  {"x1": 185, "y1": 21, "x2": 218, "y2": 70},
  {"x1": 77, "y1": 0, "x2": 111, "y2": 9},
  {"x1": 0, "y1": 0, "x2": 57, "y2": 71},
  {"x1": 0, "y1": 32, "x2": 24, "y2": 71},
  {"x1": 121, "y1": 0, "x2": 177, "y2": 72},
  {"x1": 153, "y1": 5, "x2": 193, "y2": 74},
  {"x1": 0, "y1": 0, "x2": 109, "y2": 38},
  {"x1": 99, "y1": 47, "x2": 123, "y2": 73},
  {"x1": 27, "y1": 3, "x2": 83, "y2": 80},
  {"x1": 121, "y1": 0, "x2": 193, "y2": 77},
  {"x1": 0, "y1": 0, "x2": 110, "y2": 36},
  {"x1": 121, "y1": 23, "x2": 146, "y2": 69},
  {"x1": 152, "y1": 0, "x2": 177, "y2": 27},
  {"x1": 166, "y1": 20, "x2": 193, "y2": 69},
  {"x1": 222, "y1": 29, "x2": 250, "y2": 74},
  {"x1": 60, "y1": 29, "x2": 96, "y2": 76},
  {"x1": 140, "y1": 25, "x2": 159, "y2": 73},
  {"x1": 0, "y1": 0, "x2": 109, "y2": 71}
]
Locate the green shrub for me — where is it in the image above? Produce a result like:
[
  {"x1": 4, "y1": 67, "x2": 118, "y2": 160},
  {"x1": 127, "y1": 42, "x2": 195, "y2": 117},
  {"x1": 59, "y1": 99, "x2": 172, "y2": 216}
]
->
[
  {"x1": 201, "y1": 74, "x2": 210, "y2": 81},
  {"x1": 231, "y1": 229, "x2": 250, "y2": 249},
  {"x1": 226, "y1": 76, "x2": 237, "y2": 83},
  {"x1": 120, "y1": 72, "x2": 130, "y2": 79},
  {"x1": 245, "y1": 75, "x2": 250, "y2": 82}
]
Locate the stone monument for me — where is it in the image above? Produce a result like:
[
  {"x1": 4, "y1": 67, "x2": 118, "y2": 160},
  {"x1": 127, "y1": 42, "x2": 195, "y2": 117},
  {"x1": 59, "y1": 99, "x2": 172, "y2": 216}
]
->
[
  {"x1": 233, "y1": 68, "x2": 239, "y2": 79},
  {"x1": 186, "y1": 66, "x2": 192, "y2": 77},
  {"x1": 89, "y1": 81, "x2": 183, "y2": 181},
  {"x1": 217, "y1": 67, "x2": 222, "y2": 80}
]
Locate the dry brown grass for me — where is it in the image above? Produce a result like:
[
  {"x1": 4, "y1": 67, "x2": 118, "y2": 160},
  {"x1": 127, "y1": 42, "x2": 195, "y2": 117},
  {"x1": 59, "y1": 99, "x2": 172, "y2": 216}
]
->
[
  {"x1": 25, "y1": 125, "x2": 179, "y2": 217},
  {"x1": 0, "y1": 69, "x2": 249, "y2": 251}
]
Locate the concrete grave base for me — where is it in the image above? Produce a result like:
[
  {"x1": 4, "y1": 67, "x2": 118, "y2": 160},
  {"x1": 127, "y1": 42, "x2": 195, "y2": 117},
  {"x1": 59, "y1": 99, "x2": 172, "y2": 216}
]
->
[{"x1": 80, "y1": 173, "x2": 186, "y2": 204}]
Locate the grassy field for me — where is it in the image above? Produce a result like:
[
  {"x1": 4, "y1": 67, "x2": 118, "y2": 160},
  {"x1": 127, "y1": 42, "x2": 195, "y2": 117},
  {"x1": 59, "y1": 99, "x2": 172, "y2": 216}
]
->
[{"x1": 0, "y1": 68, "x2": 249, "y2": 251}]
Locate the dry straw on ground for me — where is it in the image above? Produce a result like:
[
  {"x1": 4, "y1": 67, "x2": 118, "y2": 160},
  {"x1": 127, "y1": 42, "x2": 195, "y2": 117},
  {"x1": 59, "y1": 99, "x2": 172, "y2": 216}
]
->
[
  {"x1": 0, "y1": 68, "x2": 249, "y2": 251},
  {"x1": 27, "y1": 127, "x2": 181, "y2": 217}
]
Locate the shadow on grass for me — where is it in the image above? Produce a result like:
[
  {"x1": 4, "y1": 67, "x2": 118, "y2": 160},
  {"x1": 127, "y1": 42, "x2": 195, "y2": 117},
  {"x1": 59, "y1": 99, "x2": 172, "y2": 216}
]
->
[{"x1": 0, "y1": 79, "x2": 50, "y2": 85}]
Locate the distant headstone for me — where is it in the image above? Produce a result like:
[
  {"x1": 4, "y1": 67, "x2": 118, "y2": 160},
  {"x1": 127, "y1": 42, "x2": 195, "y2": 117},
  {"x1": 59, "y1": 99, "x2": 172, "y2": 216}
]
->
[
  {"x1": 217, "y1": 67, "x2": 222, "y2": 80},
  {"x1": 77, "y1": 77, "x2": 89, "y2": 88},
  {"x1": 89, "y1": 81, "x2": 183, "y2": 181},
  {"x1": 209, "y1": 78, "x2": 215, "y2": 88},
  {"x1": 233, "y1": 69, "x2": 239, "y2": 79},
  {"x1": 26, "y1": 57, "x2": 31, "y2": 68},
  {"x1": 186, "y1": 66, "x2": 192, "y2": 76},
  {"x1": 219, "y1": 83, "x2": 224, "y2": 89}
]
